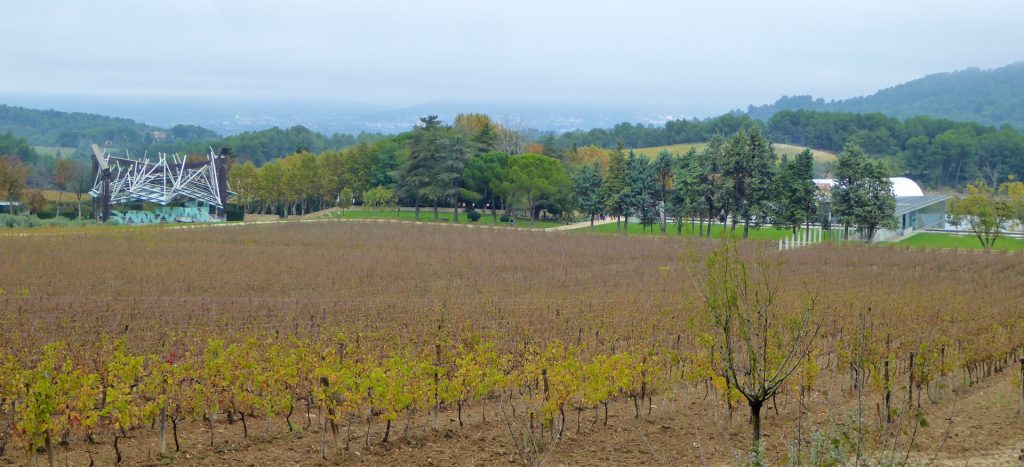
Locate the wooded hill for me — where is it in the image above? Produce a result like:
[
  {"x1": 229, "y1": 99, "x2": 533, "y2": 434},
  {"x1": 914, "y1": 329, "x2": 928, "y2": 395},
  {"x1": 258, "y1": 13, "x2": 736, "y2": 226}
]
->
[{"x1": 747, "y1": 62, "x2": 1024, "y2": 129}]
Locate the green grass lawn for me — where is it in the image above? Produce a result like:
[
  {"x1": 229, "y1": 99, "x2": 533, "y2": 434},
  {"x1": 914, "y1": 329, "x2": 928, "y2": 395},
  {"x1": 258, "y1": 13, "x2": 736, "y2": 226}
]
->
[
  {"x1": 321, "y1": 208, "x2": 564, "y2": 229},
  {"x1": 577, "y1": 220, "x2": 828, "y2": 241},
  {"x1": 896, "y1": 232, "x2": 1024, "y2": 251}
]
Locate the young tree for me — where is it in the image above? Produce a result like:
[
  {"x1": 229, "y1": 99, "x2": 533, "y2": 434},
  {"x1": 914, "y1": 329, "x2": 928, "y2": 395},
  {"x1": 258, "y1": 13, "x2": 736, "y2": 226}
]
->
[
  {"x1": 692, "y1": 241, "x2": 818, "y2": 451},
  {"x1": 53, "y1": 158, "x2": 77, "y2": 217},
  {"x1": 69, "y1": 158, "x2": 92, "y2": 219},
  {"x1": 572, "y1": 162, "x2": 604, "y2": 228},
  {"x1": 509, "y1": 153, "x2": 570, "y2": 225},
  {"x1": 25, "y1": 190, "x2": 47, "y2": 215},
  {"x1": 948, "y1": 179, "x2": 1012, "y2": 250},
  {"x1": 363, "y1": 186, "x2": 396, "y2": 213},
  {"x1": 0, "y1": 156, "x2": 29, "y2": 211}
]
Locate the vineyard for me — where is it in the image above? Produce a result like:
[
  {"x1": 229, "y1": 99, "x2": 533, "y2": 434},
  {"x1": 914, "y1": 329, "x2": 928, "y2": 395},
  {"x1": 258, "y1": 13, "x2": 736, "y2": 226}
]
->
[{"x1": 1, "y1": 222, "x2": 1023, "y2": 465}]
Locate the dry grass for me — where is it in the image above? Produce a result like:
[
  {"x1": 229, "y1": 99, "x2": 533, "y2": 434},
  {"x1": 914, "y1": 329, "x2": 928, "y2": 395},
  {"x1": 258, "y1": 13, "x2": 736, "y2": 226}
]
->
[{"x1": 633, "y1": 142, "x2": 838, "y2": 163}]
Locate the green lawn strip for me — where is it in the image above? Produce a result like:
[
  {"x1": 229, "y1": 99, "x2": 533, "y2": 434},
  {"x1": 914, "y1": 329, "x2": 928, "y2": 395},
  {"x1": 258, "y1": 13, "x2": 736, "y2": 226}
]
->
[
  {"x1": 896, "y1": 232, "x2": 1024, "y2": 251},
  {"x1": 322, "y1": 208, "x2": 563, "y2": 229},
  {"x1": 576, "y1": 220, "x2": 804, "y2": 241}
]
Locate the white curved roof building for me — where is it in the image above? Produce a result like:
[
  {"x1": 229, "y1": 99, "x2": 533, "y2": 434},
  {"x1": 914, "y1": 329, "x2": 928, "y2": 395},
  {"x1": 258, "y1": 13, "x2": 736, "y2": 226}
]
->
[
  {"x1": 888, "y1": 177, "x2": 925, "y2": 197},
  {"x1": 812, "y1": 177, "x2": 924, "y2": 197}
]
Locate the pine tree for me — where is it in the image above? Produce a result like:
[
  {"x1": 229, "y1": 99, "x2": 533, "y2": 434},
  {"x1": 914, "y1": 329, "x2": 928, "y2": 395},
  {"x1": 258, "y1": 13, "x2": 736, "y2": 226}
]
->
[
  {"x1": 603, "y1": 145, "x2": 627, "y2": 232},
  {"x1": 572, "y1": 162, "x2": 604, "y2": 228},
  {"x1": 771, "y1": 150, "x2": 816, "y2": 233},
  {"x1": 621, "y1": 152, "x2": 657, "y2": 234},
  {"x1": 832, "y1": 143, "x2": 896, "y2": 242},
  {"x1": 397, "y1": 116, "x2": 445, "y2": 220}
]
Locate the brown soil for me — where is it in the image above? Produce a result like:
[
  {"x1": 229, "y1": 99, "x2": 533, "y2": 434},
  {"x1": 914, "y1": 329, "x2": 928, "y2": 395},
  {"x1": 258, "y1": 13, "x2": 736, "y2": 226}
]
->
[{"x1": 4, "y1": 370, "x2": 1021, "y2": 466}]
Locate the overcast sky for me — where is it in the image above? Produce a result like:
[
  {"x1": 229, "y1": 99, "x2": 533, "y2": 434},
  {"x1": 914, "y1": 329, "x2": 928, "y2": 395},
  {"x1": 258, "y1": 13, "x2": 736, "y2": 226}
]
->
[{"x1": 2, "y1": 0, "x2": 1022, "y2": 116}]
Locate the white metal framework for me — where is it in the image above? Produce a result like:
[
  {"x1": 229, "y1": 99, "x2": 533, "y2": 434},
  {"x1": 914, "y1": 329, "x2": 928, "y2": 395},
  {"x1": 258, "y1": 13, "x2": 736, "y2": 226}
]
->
[{"x1": 90, "y1": 147, "x2": 228, "y2": 208}]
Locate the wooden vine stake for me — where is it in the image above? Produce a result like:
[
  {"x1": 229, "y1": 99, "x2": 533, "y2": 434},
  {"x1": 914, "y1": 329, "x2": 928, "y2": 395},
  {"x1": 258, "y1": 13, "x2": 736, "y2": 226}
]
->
[{"x1": 1019, "y1": 358, "x2": 1024, "y2": 416}]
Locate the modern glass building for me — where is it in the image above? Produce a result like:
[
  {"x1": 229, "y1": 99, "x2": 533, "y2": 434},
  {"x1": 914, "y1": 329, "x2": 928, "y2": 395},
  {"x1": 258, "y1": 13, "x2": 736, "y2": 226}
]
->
[
  {"x1": 812, "y1": 177, "x2": 949, "y2": 242},
  {"x1": 877, "y1": 195, "x2": 950, "y2": 241}
]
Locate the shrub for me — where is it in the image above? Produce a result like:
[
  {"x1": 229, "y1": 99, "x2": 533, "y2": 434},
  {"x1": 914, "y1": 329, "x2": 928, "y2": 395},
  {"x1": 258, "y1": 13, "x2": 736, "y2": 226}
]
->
[
  {"x1": 0, "y1": 214, "x2": 99, "y2": 229},
  {"x1": 500, "y1": 214, "x2": 511, "y2": 223},
  {"x1": 225, "y1": 204, "x2": 245, "y2": 222},
  {"x1": 467, "y1": 211, "x2": 482, "y2": 222}
]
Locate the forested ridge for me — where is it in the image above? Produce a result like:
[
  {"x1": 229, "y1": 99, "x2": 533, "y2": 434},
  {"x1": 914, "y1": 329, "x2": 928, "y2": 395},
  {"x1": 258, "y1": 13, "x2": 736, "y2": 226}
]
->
[
  {"x1": 747, "y1": 62, "x2": 1024, "y2": 129},
  {"x1": 539, "y1": 110, "x2": 1024, "y2": 189},
  {"x1": 4, "y1": 89, "x2": 1024, "y2": 191},
  {"x1": 0, "y1": 104, "x2": 383, "y2": 166}
]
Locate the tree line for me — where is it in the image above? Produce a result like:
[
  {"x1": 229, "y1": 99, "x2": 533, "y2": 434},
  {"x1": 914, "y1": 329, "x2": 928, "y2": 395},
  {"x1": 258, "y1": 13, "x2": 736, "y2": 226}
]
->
[
  {"x1": 540, "y1": 110, "x2": 1024, "y2": 190},
  {"x1": 7, "y1": 100, "x2": 1024, "y2": 195},
  {"x1": 228, "y1": 115, "x2": 895, "y2": 240}
]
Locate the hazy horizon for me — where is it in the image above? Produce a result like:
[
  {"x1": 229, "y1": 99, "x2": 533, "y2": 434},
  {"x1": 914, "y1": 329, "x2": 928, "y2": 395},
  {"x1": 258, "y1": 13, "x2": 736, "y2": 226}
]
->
[
  {"x1": 3, "y1": 0, "x2": 1023, "y2": 132},
  {"x1": 6, "y1": 2, "x2": 1024, "y2": 104}
]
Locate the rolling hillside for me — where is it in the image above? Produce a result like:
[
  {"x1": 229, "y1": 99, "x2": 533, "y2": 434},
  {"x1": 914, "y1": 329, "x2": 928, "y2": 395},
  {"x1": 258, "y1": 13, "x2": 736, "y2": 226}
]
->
[
  {"x1": 632, "y1": 142, "x2": 837, "y2": 163},
  {"x1": 747, "y1": 62, "x2": 1024, "y2": 129}
]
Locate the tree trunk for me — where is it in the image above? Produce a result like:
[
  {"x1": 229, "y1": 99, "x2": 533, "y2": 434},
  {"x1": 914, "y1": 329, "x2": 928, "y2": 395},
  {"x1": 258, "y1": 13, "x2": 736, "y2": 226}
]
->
[
  {"x1": 749, "y1": 399, "x2": 763, "y2": 451},
  {"x1": 1019, "y1": 358, "x2": 1024, "y2": 416},
  {"x1": 172, "y1": 417, "x2": 180, "y2": 452},
  {"x1": 433, "y1": 199, "x2": 439, "y2": 221},
  {"x1": 113, "y1": 433, "x2": 121, "y2": 464},
  {"x1": 45, "y1": 430, "x2": 54, "y2": 467},
  {"x1": 453, "y1": 196, "x2": 460, "y2": 223},
  {"x1": 158, "y1": 405, "x2": 167, "y2": 454},
  {"x1": 491, "y1": 193, "x2": 497, "y2": 223},
  {"x1": 743, "y1": 218, "x2": 750, "y2": 239}
]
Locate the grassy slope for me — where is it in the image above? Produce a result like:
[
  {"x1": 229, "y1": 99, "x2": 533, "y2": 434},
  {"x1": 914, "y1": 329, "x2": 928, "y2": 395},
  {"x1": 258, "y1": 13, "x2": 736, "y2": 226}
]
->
[
  {"x1": 40, "y1": 189, "x2": 91, "y2": 202},
  {"x1": 321, "y1": 208, "x2": 563, "y2": 229},
  {"x1": 33, "y1": 146, "x2": 77, "y2": 158},
  {"x1": 896, "y1": 232, "x2": 1024, "y2": 251},
  {"x1": 576, "y1": 220, "x2": 816, "y2": 241},
  {"x1": 631, "y1": 142, "x2": 837, "y2": 163}
]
